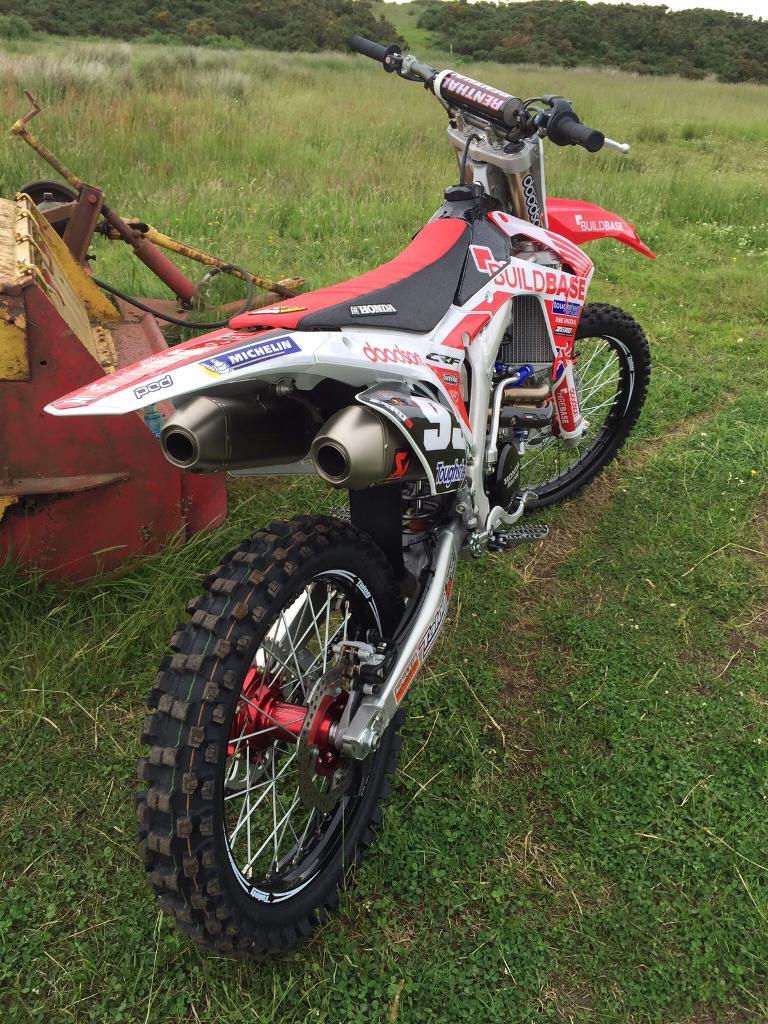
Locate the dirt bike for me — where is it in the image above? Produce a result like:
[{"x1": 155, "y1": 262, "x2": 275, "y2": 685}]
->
[{"x1": 46, "y1": 35, "x2": 652, "y2": 955}]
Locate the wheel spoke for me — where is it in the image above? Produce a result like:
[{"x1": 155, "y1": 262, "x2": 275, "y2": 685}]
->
[
  {"x1": 520, "y1": 335, "x2": 625, "y2": 494},
  {"x1": 224, "y1": 750, "x2": 297, "y2": 802},
  {"x1": 580, "y1": 373, "x2": 620, "y2": 409},
  {"x1": 222, "y1": 570, "x2": 377, "y2": 897},
  {"x1": 242, "y1": 789, "x2": 303, "y2": 878},
  {"x1": 246, "y1": 746, "x2": 252, "y2": 875},
  {"x1": 228, "y1": 750, "x2": 298, "y2": 840}
]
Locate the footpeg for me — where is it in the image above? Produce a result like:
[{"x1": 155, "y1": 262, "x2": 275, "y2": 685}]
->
[{"x1": 488, "y1": 523, "x2": 549, "y2": 551}]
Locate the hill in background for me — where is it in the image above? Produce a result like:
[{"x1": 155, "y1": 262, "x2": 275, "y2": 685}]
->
[
  {"x1": 416, "y1": 0, "x2": 768, "y2": 83},
  {"x1": 1, "y1": 0, "x2": 766, "y2": 84},
  {"x1": 0, "y1": 0, "x2": 402, "y2": 53}
]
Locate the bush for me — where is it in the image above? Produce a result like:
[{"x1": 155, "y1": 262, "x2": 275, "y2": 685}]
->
[
  {"x1": 0, "y1": 0, "x2": 403, "y2": 54},
  {"x1": 0, "y1": 14, "x2": 34, "y2": 39}
]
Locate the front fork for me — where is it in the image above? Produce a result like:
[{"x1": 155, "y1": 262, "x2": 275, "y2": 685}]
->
[{"x1": 551, "y1": 349, "x2": 588, "y2": 446}]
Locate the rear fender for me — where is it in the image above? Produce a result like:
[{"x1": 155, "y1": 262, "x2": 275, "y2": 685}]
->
[
  {"x1": 357, "y1": 383, "x2": 467, "y2": 496},
  {"x1": 44, "y1": 325, "x2": 448, "y2": 418},
  {"x1": 44, "y1": 327, "x2": 315, "y2": 416},
  {"x1": 546, "y1": 198, "x2": 655, "y2": 259}
]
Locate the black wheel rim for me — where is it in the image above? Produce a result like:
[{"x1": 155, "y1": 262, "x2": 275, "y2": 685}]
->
[
  {"x1": 519, "y1": 334, "x2": 632, "y2": 499},
  {"x1": 221, "y1": 570, "x2": 381, "y2": 902}
]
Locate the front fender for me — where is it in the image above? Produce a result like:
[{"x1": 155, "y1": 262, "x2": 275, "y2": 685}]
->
[{"x1": 547, "y1": 198, "x2": 655, "y2": 259}]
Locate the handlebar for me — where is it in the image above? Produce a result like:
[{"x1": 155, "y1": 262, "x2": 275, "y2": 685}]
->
[
  {"x1": 349, "y1": 35, "x2": 625, "y2": 156},
  {"x1": 349, "y1": 34, "x2": 401, "y2": 72},
  {"x1": 438, "y1": 71, "x2": 524, "y2": 130},
  {"x1": 540, "y1": 96, "x2": 603, "y2": 152}
]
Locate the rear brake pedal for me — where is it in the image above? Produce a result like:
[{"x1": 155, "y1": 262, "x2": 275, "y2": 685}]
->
[{"x1": 488, "y1": 523, "x2": 549, "y2": 551}]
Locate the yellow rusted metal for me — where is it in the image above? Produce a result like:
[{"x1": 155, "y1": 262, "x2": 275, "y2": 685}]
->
[
  {"x1": 9, "y1": 92, "x2": 83, "y2": 191},
  {"x1": 24, "y1": 200, "x2": 120, "y2": 323},
  {"x1": 0, "y1": 197, "x2": 31, "y2": 379},
  {"x1": 10, "y1": 94, "x2": 84, "y2": 194},
  {"x1": 91, "y1": 325, "x2": 119, "y2": 371},
  {"x1": 142, "y1": 227, "x2": 303, "y2": 297},
  {"x1": 0, "y1": 315, "x2": 27, "y2": 381},
  {"x1": 10, "y1": 127, "x2": 84, "y2": 192},
  {"x1": 0, "y1": 496, "x2": 18, "y2": 522},
  {"x1": 3, "y1": 196, "x2": 121, "y2": 374}
]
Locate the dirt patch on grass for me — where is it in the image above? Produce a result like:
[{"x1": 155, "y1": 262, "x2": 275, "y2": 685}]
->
[
  {"x1": 538, "y1": 977, "x2": 597, "y2": 1021},
  {"x1": 687, "y1": 1005, "x2": 751, "y2": 1024},
  {"x1": 495, "y1": 391, "x2": 740, "y2": 698},
  {"x1": 681, "y1": 496, "x2": 768, "y2": 681}
]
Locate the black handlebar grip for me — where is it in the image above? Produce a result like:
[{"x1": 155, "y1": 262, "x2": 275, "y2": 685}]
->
[
  {"x1": 547, "y1": 106, "x2": 605, "y2": 152},
  {"x1": 349, "y1": 35, "x2": 401, "y2": 71},
  {"x1": 349, "y1": 35, "x2": 388, "y2": 61}
]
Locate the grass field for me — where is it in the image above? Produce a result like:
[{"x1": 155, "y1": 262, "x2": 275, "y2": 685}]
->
[{"x1": 1, "y1": 33, "x2": 768, "y2": 1024}]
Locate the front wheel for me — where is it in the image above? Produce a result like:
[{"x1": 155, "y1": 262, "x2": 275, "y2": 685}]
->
[
  {"x1": 520, "y1": 303, "x2": 651, "y2": 509},
  {"x1": 137, "y1": 515, "x2": 404, "y2": 957}
]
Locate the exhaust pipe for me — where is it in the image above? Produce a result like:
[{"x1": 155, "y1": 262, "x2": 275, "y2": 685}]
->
[
  {"x1": 161, "y1": 395, "x2": 315, "y2": 472},
  {"x1": 310, "y1": 405, "x2": 421, "y2": 490}
]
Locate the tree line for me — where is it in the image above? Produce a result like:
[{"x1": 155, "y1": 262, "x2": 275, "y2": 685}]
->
[
  {"x1": 417, "y1": 0, "x2": 768, "y2": 84},
  {"x1": 2, "y1": 0, "x2": 766, "y2": 85},
  {"x1": 0, "y1": 0, "x2": 401, "y2": 53}
]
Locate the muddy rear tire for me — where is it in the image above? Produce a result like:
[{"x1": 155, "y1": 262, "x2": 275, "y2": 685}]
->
[{"x1": 136, "y1": 515, "x2": 403, "y2": 957}]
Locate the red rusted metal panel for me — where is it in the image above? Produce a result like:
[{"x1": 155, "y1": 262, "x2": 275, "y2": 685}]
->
[
  {"x1": 0, "y1": 279, "x2": 226, "y2": 582},
  {"x1": 61, "y1": 185, "x2": 104, "y2": 264}
]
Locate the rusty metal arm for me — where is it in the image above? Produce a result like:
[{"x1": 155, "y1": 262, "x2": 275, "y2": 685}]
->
[
  {"x1": 140, "y1": 228, "x2": 301, "y2": 298},
  {"x1": 10, "y1": 92, "x2": 84, "y2": 191},
  {"x1": 10, "y1": 92, "x2": 303, "y2": 304}
]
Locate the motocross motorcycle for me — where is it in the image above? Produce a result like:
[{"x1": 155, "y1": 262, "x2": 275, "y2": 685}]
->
[{"x1": 46, "y1": 36, "x2": 653, "y2": 955}]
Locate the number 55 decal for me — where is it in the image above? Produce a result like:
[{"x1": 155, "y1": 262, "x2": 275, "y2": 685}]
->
[
  {"x1": 412, "y1": 396, "x2": 464, "y2": 451},
  {"x1": 356, "y1": 384, "x2": 467, "y2": 495}
]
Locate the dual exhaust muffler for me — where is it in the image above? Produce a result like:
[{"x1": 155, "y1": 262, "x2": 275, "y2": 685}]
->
[
  {"x1": 160, "y1": 396, "x2": 420, "y2": 489},
  {"x1": 310, "y1": 405, "x2": 420, "y2": 489},
  {"x1": 160, "y1": 395, "x2": 317, "y2": 472}
]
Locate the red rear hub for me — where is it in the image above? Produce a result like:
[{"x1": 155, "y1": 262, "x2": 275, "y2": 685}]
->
[{"x1": 227, "y1": 667, "x2": 346, "y2": 773}]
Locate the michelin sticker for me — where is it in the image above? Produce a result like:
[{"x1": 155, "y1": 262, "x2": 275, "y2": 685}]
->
[{"x1": 201, "y1": 336, "x2": 300, "y2": 376}]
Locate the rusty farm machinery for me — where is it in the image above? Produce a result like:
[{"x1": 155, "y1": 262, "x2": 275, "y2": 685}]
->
[{"x1": 0, "y1": 92, "x2": 303, "y2": 581}]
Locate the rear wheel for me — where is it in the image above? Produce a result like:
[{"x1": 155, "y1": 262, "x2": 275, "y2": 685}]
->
[
  {"x1": 520, "y1": 304, "x2": 650, "y2": 509},
  {"x1": 137, "y1": 515, "x2": 403, "y2": 956}
]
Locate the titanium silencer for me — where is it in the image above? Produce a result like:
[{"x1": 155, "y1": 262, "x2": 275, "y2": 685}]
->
[
  {"x1": 160, "y1": 395, "x2": 315, "y2": 472},
  {"x1": 310, "y1": 405, "x2": 421, "y2": 490}
]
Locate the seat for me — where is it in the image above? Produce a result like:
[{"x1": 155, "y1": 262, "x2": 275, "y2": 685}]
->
[{"x1": 230, "y1": 218, "x2": 470, "y2": 334}]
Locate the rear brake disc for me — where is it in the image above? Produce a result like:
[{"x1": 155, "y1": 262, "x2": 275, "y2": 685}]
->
[{"x1": 297, "y1": 664, "x2": 351, "y2": 813}]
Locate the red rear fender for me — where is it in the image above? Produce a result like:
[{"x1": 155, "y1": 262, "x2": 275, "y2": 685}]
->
[{"x1": 547, "y1": 198, "x2": 655, "y2": 259}]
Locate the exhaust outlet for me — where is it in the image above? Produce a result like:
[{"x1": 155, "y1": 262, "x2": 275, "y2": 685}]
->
[
  {"x1": 161, "y1": 395, "x2": 315, "y2": 472},
  {"x1": 311, "y1": 405, "x2": 421, "y2": 490}
]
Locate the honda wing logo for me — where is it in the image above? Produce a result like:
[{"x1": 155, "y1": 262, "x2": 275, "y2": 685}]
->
[{"x1": 469, "y1": 245, "x2": 505, "y2": 277}]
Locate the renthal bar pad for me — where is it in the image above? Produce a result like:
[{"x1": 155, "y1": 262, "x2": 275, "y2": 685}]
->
[{"x1": 439, "y1": 71, "x2": 524, "y2": 129}]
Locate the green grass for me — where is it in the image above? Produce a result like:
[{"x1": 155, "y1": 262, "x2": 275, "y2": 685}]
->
[{"x1": 1, "y1": 36, "x2": 768, "y2": 1024}]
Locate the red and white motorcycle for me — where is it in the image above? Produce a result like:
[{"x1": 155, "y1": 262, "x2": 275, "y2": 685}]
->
[{"x1": 46, "y1": 36, "x2": 652, "y2": 955}]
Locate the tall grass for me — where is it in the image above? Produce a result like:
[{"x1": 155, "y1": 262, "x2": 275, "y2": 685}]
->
[
  {"x1": 1, "y1": 37, "x2": 767, "y2": 300},
  {"x1": 1, "y1": 37, "x2": 767, "y2": 1024}
]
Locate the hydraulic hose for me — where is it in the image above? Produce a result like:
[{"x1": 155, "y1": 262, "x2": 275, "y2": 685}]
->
[{"x1": 92, "y1": 263, "x2": 256, "y2": 330}]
